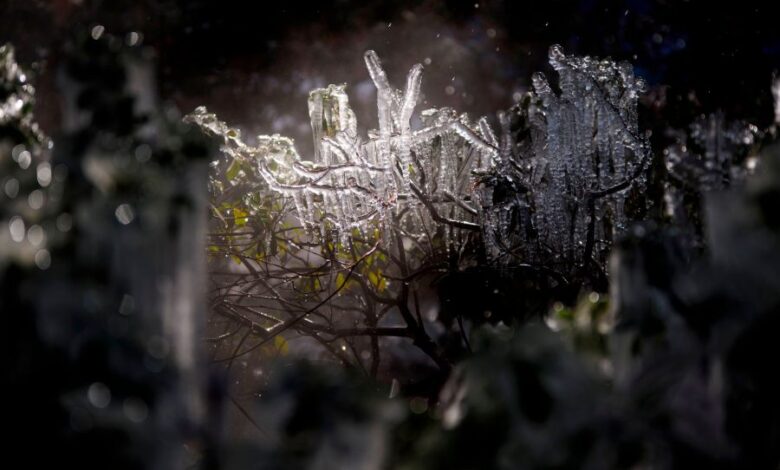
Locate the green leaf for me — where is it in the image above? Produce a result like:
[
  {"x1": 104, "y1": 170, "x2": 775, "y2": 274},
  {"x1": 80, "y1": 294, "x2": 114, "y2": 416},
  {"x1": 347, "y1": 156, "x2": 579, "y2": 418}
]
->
[
  {"x1": 274, "y1": 335, "x2": 289, "y2": 355},
  {"x1": 226, "y1": 159, "x2": 241, "y2": 181},
  {"x1": 233, "y1": 207, "x2": 248, "y2": 227}
]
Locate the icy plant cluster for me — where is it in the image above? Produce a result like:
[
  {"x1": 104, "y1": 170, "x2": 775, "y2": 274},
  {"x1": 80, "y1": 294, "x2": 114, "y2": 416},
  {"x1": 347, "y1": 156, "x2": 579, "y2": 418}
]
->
[
  {"x1": 188, "y1": 46, "x2": 649, "y2": 273},
  {"x1": 0, "y1": 45, "x2": 46, "y2": 143},
  {"x1": 663, "y1": 113, "x2": 760, "y2": 234},
  {"x1": 476, "y1": 45, "x2": 649, "y2": 271},
  {"x1": 187, "y1": 50, "x2": 494, "y2": 249}
]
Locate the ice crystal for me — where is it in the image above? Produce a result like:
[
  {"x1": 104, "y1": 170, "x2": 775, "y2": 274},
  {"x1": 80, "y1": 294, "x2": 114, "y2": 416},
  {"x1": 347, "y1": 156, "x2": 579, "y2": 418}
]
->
[
  {"x1": 187, "y1": 50, "x2": 492, "y2": 247},
  {"x1": 477, "y1": 45, "x2": 649, "y2": 272},
  {"x1": 188, "y1": 46, "x2": 649, "y2": 274}
]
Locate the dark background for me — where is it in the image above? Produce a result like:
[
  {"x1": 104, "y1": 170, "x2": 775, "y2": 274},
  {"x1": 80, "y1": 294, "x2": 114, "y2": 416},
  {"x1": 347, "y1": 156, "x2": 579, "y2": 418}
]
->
[{"x1": 1, "y1": 0, "x2": 778, "y2": 157}]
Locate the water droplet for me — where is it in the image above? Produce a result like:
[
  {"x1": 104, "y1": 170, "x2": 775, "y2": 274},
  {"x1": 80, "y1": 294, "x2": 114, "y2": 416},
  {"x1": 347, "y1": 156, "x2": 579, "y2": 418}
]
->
[
  {"x1": 125, "y1": 31, "x2": 142, "y2": 47},
  {"x1": 115, "y1": 203, "x2": 135, "y2": 225},
  {"x1": 17, "y1": 150, "x2": 31, "y2": 169},
  {"x1": 4, "y1": 178, "x2": 19, "y2": 198},
  {"x1": 28, "y1": 189, "x2": 44, "y2": 210},
  {"x1": 8, "y1": 216, "x2": 25, "y2": 242},
  {"x1": 91, "y1": 25, "x2": 105, "y2": 40},
  {"x1": 34, "y1": 249, "x2": 51, "y2": 270},
  {"x1": 27, "y1": 224, "x2": 45, "y2": 246},
  {"x1": 36, "y1": 162, "x2": 52, "y2": 187},
  {"x1": 87, "y1": 382, "x2": 111, "y2": 408}
]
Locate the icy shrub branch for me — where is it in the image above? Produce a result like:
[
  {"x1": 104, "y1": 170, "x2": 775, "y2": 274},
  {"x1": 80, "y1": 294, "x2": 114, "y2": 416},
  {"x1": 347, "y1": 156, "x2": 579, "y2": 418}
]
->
[{"x1": 187, "y1": 45, "x2": 651, "y2": 277}]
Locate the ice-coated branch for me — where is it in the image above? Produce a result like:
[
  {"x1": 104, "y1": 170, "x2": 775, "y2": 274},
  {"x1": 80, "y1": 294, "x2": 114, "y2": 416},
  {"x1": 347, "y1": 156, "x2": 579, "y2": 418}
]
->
[
  {"x1": 187, "y1": 50, "x2": 492, "y2": 248},
  {"x1": 189, "y1": 46, "x2": 652, "y2": 278},
  {"x1": 477, "y1": 45, "x2": 650, "y2": 275}
]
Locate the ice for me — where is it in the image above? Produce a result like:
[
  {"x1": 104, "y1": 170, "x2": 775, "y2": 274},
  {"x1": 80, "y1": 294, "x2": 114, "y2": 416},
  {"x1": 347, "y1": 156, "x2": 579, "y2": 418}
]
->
[
  {"x1": 475, "y1": 45, "x2": 649, "y2": 274},
  {"x1": 187, "y1": 46, "x2": 649, "y2": 273},
  {"x1": 663, "y1": 112, "x2": 759, "y2": 232},
  {"x1": 187, "y1": 50, "x2": 491, "y2": 247}
]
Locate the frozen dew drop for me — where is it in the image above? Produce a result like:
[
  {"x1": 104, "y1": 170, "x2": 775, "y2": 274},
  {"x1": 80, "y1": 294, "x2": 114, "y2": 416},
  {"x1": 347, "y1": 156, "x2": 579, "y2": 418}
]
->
[
  {"x1": 11, "y1": 144, "x2": 25, "y2": 161},
  {"x1": 27, "y1": 224, "x2": 45, "y2": 247},
  {"x1": 36, "y1": 162, "x2": 52, "y2": 187},
  {"x1": 87, "y1": 382, "x2": 111, "y2": 408},
  {"x1": 115, "y1": 203, "x2": 135, "y2": 225},
  {"x1": 28, "y1": 189, "x2": 44, "y2": 210},
  {"x1": 125, "y1": 31, "x2": 142, "y2": 47},
  {"x1": 91, "y1": 25, "x2": 105, "y2": 40},
  {"x1": 4, "y1": 178, "x2": 19, "y2": 198},
  {"x1": 17, "y1": 150, "x2": 31, "y2": 169},
  {"x1": 545, "y1": 315, "x2": 562, "y2": 331},
  {"x1": 34, "y1": 249, "x2": 51, "y2": 270},
  {"x1": 9, "y1": 216, "x2": 25, "y2": 242}
]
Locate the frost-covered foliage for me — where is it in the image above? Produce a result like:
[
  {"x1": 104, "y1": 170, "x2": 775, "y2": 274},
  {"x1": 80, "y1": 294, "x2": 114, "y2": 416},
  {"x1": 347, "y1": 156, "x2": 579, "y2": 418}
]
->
[
  {"x1": 662, "y1": 113, "x2": 760, "y2": 243},
  {"x1": 477, "y1": 45, "x2": 650, "y2": 274},
  {"x1": 187, "y1": 50, "x2": 489, "y2": 250},
  {"x1": 188, "y1": 46, "x2": 649, "y2": 280},
  {"x1": 0, "y1": 44, "x2": 46, "y2": 141},
  {"x1": 0, "y1": 44, "x2": 58, "y2": 269}
]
